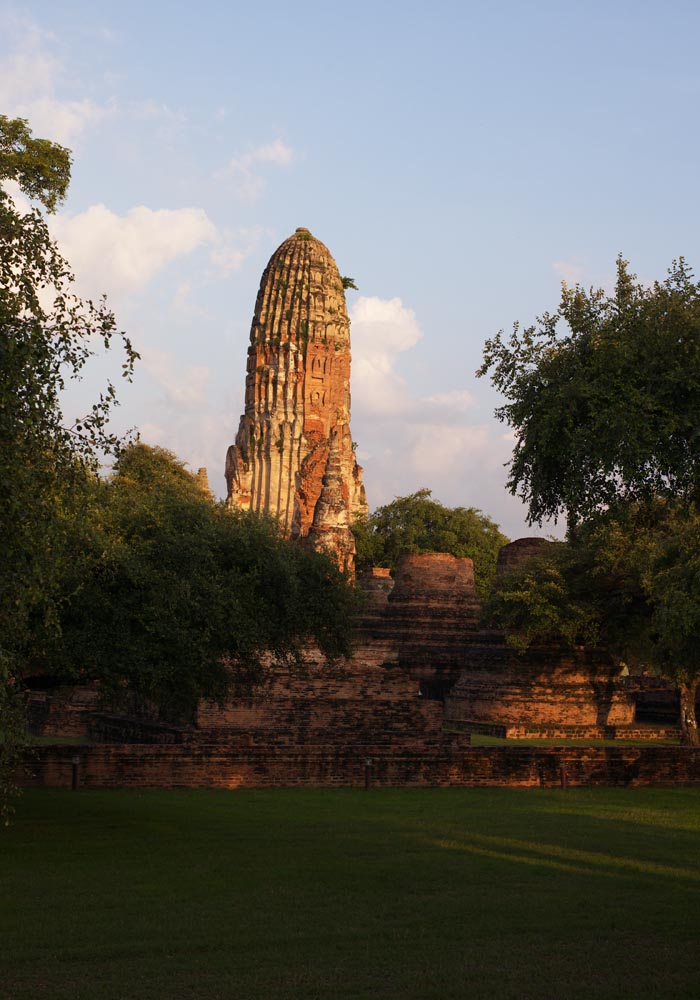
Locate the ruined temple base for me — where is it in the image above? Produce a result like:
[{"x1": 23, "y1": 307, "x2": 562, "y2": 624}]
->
[
  {"x1": 444, "y1": 651, "x2": 637, "y2": 730},
  {"x1": 449, "y1": 720, "x2": 681, "y2": 741},
  {"x1": 24, "y1": 742, "x2": 700, "y2": 789}
]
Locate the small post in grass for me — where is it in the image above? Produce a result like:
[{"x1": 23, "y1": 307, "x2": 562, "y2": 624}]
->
[
  {"x1": 364, "y1": 758, "x2": 372, "y2": 790},
  {"x1": 71, "y1": 755, "x2": 81, "y2": 791},
  {"x1": 560, "y1": 762, "x2": 568, "y2": 791}
]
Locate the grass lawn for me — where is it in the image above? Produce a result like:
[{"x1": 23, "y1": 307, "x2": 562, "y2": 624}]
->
[
  {"x1": 469, "y1": 734, "x2": 680, "y2": 747},
  {"x1": 2, "y1": 788, "x2": 699, "y2": 1000}
]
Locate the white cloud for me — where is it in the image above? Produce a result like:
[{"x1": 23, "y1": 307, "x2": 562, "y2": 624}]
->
[
  {"x1": 0, "y1": 15, "x2": 185, "y2": 148},
  {"x1": 409, "y1": 423, "x2": 490, "y2": 478},
  {"x1": 140, "y1": 349, "x2": 209, "y2": 409},
  {"x1": 552, "y1": 258, "x2": 586, "y2": 286},
  {"x1": 209, "y1": 226, "x2": 263, "y2": 276},
  {"x1": 421, "y1": 389, "x2": 475, "y2": 413},
  {"x1": 220, "y1": 139, "x2": 295, "y2": 202},
  {"x1": 350, "y1": 296, "x2": 422, "y2": 416},
  {"x1": 346, "y1": 295, "x2": 542, "y2": 532},
  {"x1": 50, "y1": 204, "x2": 218, "y2": 295},
  {"x1": 172, "y1": 281, "x2": 193, "y2": 311},
  {"x1": 253, "y1": 139, "x2": 294, "y2": 166},
  {"x1": 0, "y1": 16, "x2": 109, "y2": 144}
]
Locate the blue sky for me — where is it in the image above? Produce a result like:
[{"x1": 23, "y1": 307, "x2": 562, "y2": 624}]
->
[{"x1": 3, "y1": 1, "x2": 699, "y2": 537}]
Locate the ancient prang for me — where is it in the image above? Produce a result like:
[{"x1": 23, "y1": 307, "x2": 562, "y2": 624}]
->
[{"x1": 226, "y1": 227, "x2": 367, "y2": 573}]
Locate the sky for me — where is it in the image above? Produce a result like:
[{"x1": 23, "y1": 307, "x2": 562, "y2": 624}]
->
[{"x1": 3, "y1": 1, "x2": 700, "y2": 539}]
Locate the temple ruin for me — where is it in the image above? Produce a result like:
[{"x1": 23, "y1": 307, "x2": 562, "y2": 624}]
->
[
  {"x1": 20, "y1": 227, "x2": 698, "y2": 791},
  {"x1": 225, "y1": 227, "x2": 367, "y2": 573}
]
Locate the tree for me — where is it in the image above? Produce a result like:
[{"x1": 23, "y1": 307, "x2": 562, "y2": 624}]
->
[
  {"x1": 353, "y1": 489, "x2": 508, "y2": 598},
  {"x1": 479, "y1": 261, "x2": 700, "y2": 744},
  {"x1": 1, "y1": 116, "x2": 137, "y2": 658},
  {"x1": 47, "y1": 444, "x2": 357, "y2": 721},
  {"x1": 484, "y1": 542, "x2": 600, "y2": 654},
  {"x1": 642, "y1": 512, "x2": 700, "y2": 744},
  {"x1": 479, "y1": 257, "x2": 700, "y2": 526},
  {"x1": 486, "y1": 505, "x2": 700, "y2": 744},
  {"x1": 0, "y1": 116, "x2": 136, "y2": 817},
  {"x1": 582, "y1": 503, "x2": 700, "y2": 744}
]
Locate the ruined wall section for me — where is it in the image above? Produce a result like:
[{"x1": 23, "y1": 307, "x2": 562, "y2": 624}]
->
[{"x1": 226, "y1": 228, "x2": 366, "y2": 569}]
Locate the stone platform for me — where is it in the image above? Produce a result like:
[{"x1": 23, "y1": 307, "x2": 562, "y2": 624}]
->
[{"x1": 26, "y1": 741, "x2": 700, "y2": 790}]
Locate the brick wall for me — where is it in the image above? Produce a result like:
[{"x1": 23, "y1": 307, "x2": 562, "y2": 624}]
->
[
  {"x1": 25, "y1": 687, "x2": 99, "y2": 737},
  {"x1": 444, "y1": 649, "x2": 636, "y2": 728},
  {"x1": 24, "y1": 742, "x2": 700, "y2": 790}
]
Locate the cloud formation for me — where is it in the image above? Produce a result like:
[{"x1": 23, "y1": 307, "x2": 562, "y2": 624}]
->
[
  {"x1": 50, "y1": 204, "x2": 218, "y2": 295},
  {"x1": 140, "y1": 349, "x2": 210, "y2": 409},
  {"x1": 0, "y1": 15, "x2": 109, "y2": 145},
  {"x1": 346, "y1": 294, "x2": 535, "y2": 531},
  {"x1": 350, "y1": 296, "x2": 422, "y2": 416},
  {"x1": 209, "y1": 226, "x2": 263, "y2": 277},
  {"x1": 552, "y1": 258, "x2": 586, "y2": 286},
  {"x1": 220, "y1": 139, "x2": 295, "y2": 202}
]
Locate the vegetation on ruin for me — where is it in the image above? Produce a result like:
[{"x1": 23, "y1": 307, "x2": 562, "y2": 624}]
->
[
  {"x1": 486, "y1": 502, "x2": 700, "y2": 743},
  {"x1": 353, "y1": 488, "x2": 508, "y2": 598},
  {"x1": 42, "y1": 444, "x2": 356, "y2": 721},
  {"x1": 484, "y1": 542, "x2": 600, "y2": 653},
  {"x1": 3, "y1": 787, "x2": 699, "y2": 999},
  {"x1": 480, "y1": 258, "x2": 700, "y2": 743}
]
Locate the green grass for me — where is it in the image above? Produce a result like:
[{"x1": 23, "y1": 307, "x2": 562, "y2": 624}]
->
[
  {"x1": 469, "y1": 733, "x2": 680, "y2": 747},
  {"x1": 2, "y1": 788, "x2": 699, "y2": 999}
]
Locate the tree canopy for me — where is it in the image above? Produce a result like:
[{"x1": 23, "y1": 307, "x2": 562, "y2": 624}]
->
[
  {"x1": 486, "y1": 504, "x2": 700, "y2": 743},
  {"x1": 479, "y1": 257, "x2": 700, "y2": 526},
  {"x1": 1, "y1": 116, "x2": 139, "y2": 817},
  {"x1": 353, "y1": 489, "x2": 508, "y2": 598},
  {"x1": 0, "y1": 116, "x2": 137, "y2": 674},
  {"x1": 0, "y1": 115, "x2": 71, "y2": 212},
  {"x1": 46, "y1": 444, "x2": 356, "y2": 721},
  {"x1": 480, "y1": 257, "x2": 700, "y2": 743},
  {"x1": 484, "y1": 542, "x2": 600, "y2": 654}
]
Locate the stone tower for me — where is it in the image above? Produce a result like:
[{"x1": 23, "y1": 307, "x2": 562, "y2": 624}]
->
[{"x1": 226, "y1": 227, "x2": 367, "y2": 573}]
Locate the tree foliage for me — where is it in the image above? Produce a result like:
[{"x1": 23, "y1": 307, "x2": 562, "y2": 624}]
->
[
  {"x1": 480, "y1": 256, "x2": 700, "y2": 743},
  {"x1": 479, "y1": 257, "x2": 700, "y2": 526},
  {"x1": 0, "y1": 116, "x2": 137, "y2": 669},
  {"x1": 583, "y1": 502, "x2": 700, "y2": 744},
  {"x1": 353, "y1": 489, "x2": 508, "y2": 597},
  {"x1": 0, "y1": 116, "x2": 136, "y2": 816},
  {"x1": 486, "y1": 491, "x2": 700, "y2": 743},
  {"x1": 0, "y1": 115, "x2": 71, "y2": 212},
  {"x1": 47, "y1": 445, "x2": 357, "y2": 721},
  {"x1": 484, "y1": 542, "x2": 600, "y2": 654}
]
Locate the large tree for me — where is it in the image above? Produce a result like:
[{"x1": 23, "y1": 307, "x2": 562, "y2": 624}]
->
[
  {"x1": 480, "y1": 258, "x2": 700, "y2": 743},
  {"x1": 1, "y1": 116, "x2": 136, "y2": 818},
  {"x1": 353, "y1": 489, "x2": 508, "y2": 598},
  {"x1": 0, "y1": 116, "x2": 136, "y2": 664},
  {"x1": 479, "y1": 256, "x2": 700, "y2": 526}
]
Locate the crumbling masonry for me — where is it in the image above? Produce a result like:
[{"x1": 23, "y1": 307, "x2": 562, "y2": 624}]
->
[{"x1": 226, "y1": 228, "x2": 367, "y2": 573}]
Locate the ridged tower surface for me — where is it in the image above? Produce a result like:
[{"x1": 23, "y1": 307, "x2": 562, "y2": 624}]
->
[{"x1": 226, "y1": 227, "x2": 367, "y2": 572}]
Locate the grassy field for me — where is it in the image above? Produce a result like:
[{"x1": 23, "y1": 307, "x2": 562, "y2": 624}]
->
[
  {"x1": 2, "y1": 788, "x2": 699, "y2": 1000},
  {"x1": 469, "y1": 733, "x2": 680, "y2": 747}
]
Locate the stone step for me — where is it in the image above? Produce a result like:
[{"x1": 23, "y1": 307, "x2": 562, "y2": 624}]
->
[{"x1": 449, "y1": 719, "x2": 680, "y2": 741}]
